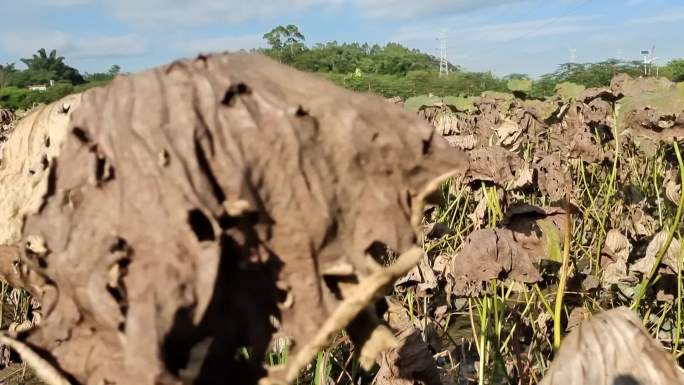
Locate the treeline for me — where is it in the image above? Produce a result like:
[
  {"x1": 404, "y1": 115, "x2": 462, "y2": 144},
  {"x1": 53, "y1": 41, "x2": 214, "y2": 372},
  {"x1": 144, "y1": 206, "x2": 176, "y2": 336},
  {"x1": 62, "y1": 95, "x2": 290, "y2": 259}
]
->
[
  {"x1": 2, "y1": 26, "x2": 684, "y2": 110},
  {"x1": 260, "y1": 25, "x2": 684, "y2": 99},
  {"x1": 261, "y1": 25, "x2": 449, "y2": 76},
  {"x1": 0, "y1": 48, "x2": 120, "y2": 110}
]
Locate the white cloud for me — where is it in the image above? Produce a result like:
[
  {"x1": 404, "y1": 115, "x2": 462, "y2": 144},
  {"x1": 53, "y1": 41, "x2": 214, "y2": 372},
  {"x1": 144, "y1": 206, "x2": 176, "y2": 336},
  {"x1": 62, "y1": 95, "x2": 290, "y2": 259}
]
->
[
  {"x1": 355, "y1": 0, "x2": 533, "y2": 19},
  {"x1": 28, "y1": 0, "x2": 545, "y2": 26},
  {"x1": 0, "y1": 31, "x2": 147, "y2": 61},
  {"x1": 391, "y1": 16, "x2": 598, "y2": 45},
  {"x1": 0, "y1": 32, "x2": 70, "y2": 58},
  {"x1": 41, "y1": 0, "x2": 91, "y2": 5},
  {"x1": 175, "y1": 34, "x2": 264, "y2": 55},
  {"x1": 459, "y1": 16, "x2": 598, "y2": 42},
  {"x1": 97, "y1": 0, "x2": 341, "y2": 27},
  {"x1": 627, "y1": 8, "x2": 684, "y2": 24},
  {"x1": 67, "y1": 35, "x2": 148, "y2": 58}
]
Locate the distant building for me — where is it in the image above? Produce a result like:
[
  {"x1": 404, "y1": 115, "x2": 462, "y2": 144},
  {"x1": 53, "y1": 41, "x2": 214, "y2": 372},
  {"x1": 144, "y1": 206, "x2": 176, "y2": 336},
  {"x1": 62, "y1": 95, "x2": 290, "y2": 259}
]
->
[{"x1": 28, "y1": 84, "x2": 48, "y2": 92}]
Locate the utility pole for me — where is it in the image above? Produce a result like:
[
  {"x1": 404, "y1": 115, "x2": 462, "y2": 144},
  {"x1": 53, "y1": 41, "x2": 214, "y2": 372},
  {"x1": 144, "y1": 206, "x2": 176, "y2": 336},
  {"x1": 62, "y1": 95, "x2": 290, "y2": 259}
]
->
[
  {"x1": 438, "y1": 30, "x2": 449, "y2": 76},
  {"x1": 642, "y1": 49, "x2": 650, "y2": 75},
  {"x1": 641, "y1": 45, "x2": 658, "y2": 76}
]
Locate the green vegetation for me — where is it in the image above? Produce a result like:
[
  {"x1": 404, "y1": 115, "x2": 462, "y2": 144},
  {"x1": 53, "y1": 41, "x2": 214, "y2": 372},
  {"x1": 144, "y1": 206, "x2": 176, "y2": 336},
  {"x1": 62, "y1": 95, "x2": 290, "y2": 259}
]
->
[
  {"x1": 660, "y1": 59, "x2": 684, "y2": 82},
  {"x1": 2, "y1": 25, "x2": 684, "y2": 110},
  {"x1": 260, "y1": 25, "x2": 684, "y2": 101},
  {"x1": 0, "y1": 49, "x2": 120, "y2": 110},
  {"x1": 554, "y1": 81, "x2": 587, "y2": 100},
  {"x1": 529, "y1": 60, "x2": 643, "y2": 98},
  {"x1": 260, "y1": 25, "x2": 506, "y2": 99},
  {"x1": 0, "y1": 81, "x2": 111, "y2": 111}
]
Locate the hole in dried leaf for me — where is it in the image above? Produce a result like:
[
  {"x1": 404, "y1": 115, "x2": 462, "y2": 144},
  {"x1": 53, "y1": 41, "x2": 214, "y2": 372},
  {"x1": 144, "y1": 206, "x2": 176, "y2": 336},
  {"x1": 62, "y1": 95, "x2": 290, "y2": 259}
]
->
[
  {"x1": 322, "y1": 274, "x2": 359, "y2": 300},
  {"x1": 95, "y1": 154, "x2": 115, "y2": 182},
  {"x1": 221, "y1": 83, "x2": 251, "y2": 106},
  {"x1": 366, "y1": 241, "x2": 393, "y2": 264},
  {"x1": 106, "y1": 238, "x2": 130, "y2": 330},
  {"x1": 295, "y1": 106, "x2": 308, "y2": 117},
  {"x1": 194, "y1": 135, "x2": 226, "y2": 204},
  {"x1": 40, "y1": 155, "x2": 49, "y2": 171},
  {"x1": 422, "y1": 138, "x2": 431, "y2": 155},
  {"x1": 188, "y1": 209, "x2": 215, "y2": 242},
  {"x1": 41, "y1": 162, "x2": 58, "y2": 203},
  {"x1": 613, "y1": 375, "x2": 640, "y2": 385},
  {"x1": 72, "y1": 126, "x2": 91, "y2": 143},
  {"x1": 161, "y1": 307, "x2": 194, "y2": 375}
]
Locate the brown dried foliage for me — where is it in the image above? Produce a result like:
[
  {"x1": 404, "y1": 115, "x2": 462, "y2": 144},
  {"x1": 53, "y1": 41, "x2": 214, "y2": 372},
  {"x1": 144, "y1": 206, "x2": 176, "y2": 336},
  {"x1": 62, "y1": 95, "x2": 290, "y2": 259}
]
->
[{"x1": 1, "y1": 54, "x2": 468, "y2": 385}]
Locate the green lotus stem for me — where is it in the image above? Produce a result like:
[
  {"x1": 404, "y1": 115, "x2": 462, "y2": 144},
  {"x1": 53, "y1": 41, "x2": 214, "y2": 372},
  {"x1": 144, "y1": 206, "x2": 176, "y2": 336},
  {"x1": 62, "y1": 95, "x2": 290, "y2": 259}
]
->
[{"x1": 553, "y1": 192, "x2": 573, "y2": 352}]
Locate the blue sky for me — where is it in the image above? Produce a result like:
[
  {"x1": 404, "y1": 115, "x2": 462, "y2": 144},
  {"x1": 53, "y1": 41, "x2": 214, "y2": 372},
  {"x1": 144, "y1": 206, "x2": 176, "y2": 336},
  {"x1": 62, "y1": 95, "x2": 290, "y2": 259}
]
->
[{"x1": 1, "y1": 0, "x2": 683, "y2": 77}]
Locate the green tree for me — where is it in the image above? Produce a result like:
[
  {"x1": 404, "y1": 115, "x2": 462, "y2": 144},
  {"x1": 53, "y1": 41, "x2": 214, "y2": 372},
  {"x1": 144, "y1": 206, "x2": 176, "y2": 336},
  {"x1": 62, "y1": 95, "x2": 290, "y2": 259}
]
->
[
  {"x1": 263, "y1": 25, "x2": 306, "y2": 64},
  {"x1": 529, "y1": 60, "x2": 643, "y2": 98},
  {"x1": 661, "y1": 59, "x2": 684, "y2": 82},
  {"x1": 20, "y1": 48, "x2": 84, "y2": 85},
  {"x1": 503, "y1": 73, "x2": 531, "y2": 80},
  {"x1": 0, "y1": 63, "x2": 18, "y2": 88},
  {"x1": 84, "y1": 64, "x2": 123, "y2": 83},
  {"x1": 108, "y1": 64, "x2": 121, "y2": 76}
]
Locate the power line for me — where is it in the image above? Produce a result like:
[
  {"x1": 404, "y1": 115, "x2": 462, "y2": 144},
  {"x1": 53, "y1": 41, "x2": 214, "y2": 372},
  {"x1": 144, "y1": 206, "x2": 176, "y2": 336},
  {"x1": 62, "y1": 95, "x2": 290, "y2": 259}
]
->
[
  {"x1": 499, "y1": 0, "x2": 593, "y2": 44},
  {"x1": 439, "y1": 0, "x2": 593, "y2": 71}
]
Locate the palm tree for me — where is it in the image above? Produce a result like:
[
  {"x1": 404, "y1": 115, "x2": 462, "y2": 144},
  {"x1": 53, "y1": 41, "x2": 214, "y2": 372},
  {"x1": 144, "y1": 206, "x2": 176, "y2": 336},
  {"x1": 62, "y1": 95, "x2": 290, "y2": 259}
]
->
[
  {"x1": 20, "y1": 49, "x2": 65, "y2": 73},
  {"x1": 19, "y1": 49, "x2": 83, "y2": 85}
]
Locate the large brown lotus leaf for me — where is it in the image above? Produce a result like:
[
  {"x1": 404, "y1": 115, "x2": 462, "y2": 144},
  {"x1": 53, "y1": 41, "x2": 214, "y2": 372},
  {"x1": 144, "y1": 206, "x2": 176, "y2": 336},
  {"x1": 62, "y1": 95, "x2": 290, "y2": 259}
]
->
[
  {"x1": 600, "y1": 229, "x2": 633, "y2": 286},
  {"x1": 540, "y1": 307, "x2": 684, "y2": 385},
  {"x1": 467, "y1": 145, "x2": 524, "y2": 187},
  {"x1": 9, "y1": 54, "x2": 467, "y2": 385},
  {"x1": 448, "y1": 204, "x2": 565, "y2": 296},
  {"x1": 631, "y1": 230, "x2": 681, "y2": 276},
  {"x1": 373, "y1": 300, "x2": 445, "y2": 385},
  {"x1": 534, "y1": 154, "x2": 568, "y2": 202}
]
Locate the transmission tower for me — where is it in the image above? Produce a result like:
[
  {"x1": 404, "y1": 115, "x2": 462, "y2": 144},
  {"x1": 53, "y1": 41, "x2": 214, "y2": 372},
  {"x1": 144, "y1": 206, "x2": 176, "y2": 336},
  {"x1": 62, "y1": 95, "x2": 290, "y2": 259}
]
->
[
  {"x1": 569, "y1": 48, "x2": 577, "y2": 63},
  {"x1": 439, "y1": 31, "x2": 449, "y2": 76}
]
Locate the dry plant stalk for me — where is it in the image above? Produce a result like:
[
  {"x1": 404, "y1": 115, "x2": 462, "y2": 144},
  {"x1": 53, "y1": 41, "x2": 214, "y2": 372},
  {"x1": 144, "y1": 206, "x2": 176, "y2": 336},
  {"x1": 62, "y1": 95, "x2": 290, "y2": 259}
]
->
[
  {"x1": 262, "y1": 247, "x2": 423, "y2": 385},
  {"x1": 0, "y1": 334, "x2": 70, "y2": 385}
]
